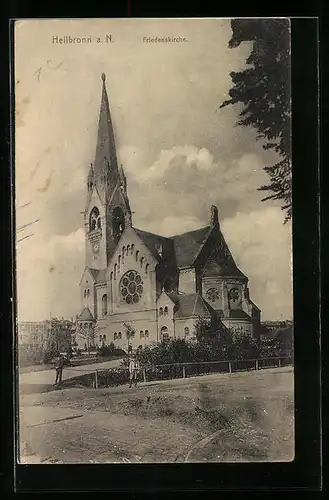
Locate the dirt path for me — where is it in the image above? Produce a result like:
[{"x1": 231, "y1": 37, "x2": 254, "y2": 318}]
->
[{"x1": 19, "y1": 367, "x2": 294, "y2": 464}]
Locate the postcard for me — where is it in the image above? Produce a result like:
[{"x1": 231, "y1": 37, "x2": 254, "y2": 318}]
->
[{"x1": 14, "y1": 18, "x2": 293, "y2": 464}]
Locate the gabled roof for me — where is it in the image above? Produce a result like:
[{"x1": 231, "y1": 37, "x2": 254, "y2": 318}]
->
[
  {"x1": 173, "y1": 293, "x2": 215, "y2": 319},
  {"x1": 133, "y1": 227, "x2": 173, "y2": 263},
  {"x1": 201, "y1": 260, "x2": 247, "y2": 280},
  {"x1": 88, "y1": 268, "x2": 99, "y2": 281},
  {"x1": 229, "y1": 309, "x2": 251, "y2": 320},
  {"x1": 85, "y1": 267, "x2": 107, "y2": 284},
  {"x1": 172, "y1": 226, "x2": 211, "y2": 268},
  {"x1": 96, "y1": 269, "x2": 107, "y2": 284},
  {"x1": 77, "y1": 307, "x2": 94, "y2": 321}
]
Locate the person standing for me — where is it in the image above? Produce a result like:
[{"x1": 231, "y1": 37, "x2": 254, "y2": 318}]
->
[
  {"x1": 128, "y1": 355, "x2": 140, "y2": 388},
  {"x1": 54, "y1": 354, "x2": 65, "y2": 385}
]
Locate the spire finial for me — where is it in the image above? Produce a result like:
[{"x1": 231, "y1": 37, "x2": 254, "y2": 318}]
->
[
  {"x1": 210, "y1": 205, "x2": 219, "y2": 227},
  {"x1": 101, "y1": 73, "x2": 106, "y2": 82}
]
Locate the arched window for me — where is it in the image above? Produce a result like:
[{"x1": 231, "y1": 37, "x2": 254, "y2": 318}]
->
[
  {"x1": 136, "y1": 250, "x2": 139, "y2": 262},
  {"x1": 159, "y1": 307, "x2": 163, "y2": 316},
  {"x1": 126, "y1": 245, "x2": 130, "y2": 255},
  {"x1": 228, "y1": 287, "x2": 240, "y2": 303},
  {"x1": 102, "y1": 294, "x2": 108, "y2": 317},
  {"x1": 160, "y1": 326, "x2": 169, "y2": 340},
  {"x1": 131, "y1": 244, "x2": 135, "y2": 254},
  {"x1": 114, "y1": 332, "x2": 117, "y2": 340},
  {"x1": 110, "y1": 271, "x2": 113, "y2": 281},
  {"x1": 140, "y1": 256, "x2": 144, "y2": 267},
  {"x1": 114, "y1": 264, "x2": 117, "y2": 279},
  {"x1": 112, "y1": 206, "x2": 125, "y2": 240},
  {"x1": 118, "y1": 332, "x2": 122, "y2": 339},
  {"x1": 145, "y1": 330, "x2": 149, "y2": 337},
  {"x1": 145, "y1": 263, "x2": 149, "y2": 274},
  {"x1": 184, "y1": 327, "x2": 190, "y2": 336},
  {"x1": 89, "y1": 207, "x2": 101, "y2": 232},
  {"x1": 164, "y1": 306, "x2": 168, "y2": 316},
  {"x1": 140, "y1": 330, "x2": 144, "y2": 338},
  {"x1": 103, "y1": 334, "x2": 107, "y2": 342},
  {"x1": 122, "y1": 247, "x2": 126, "y2": 257}
]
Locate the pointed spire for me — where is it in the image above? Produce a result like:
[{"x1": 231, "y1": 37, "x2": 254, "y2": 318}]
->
[
  {"x1": 93, "y1": 73, "x2": 119, "y2": 194},
  {"x1": 119, "y1": 163, "x2": 127, "y2": 190},
  {"x1": 87, "y1": 163, "x2": 94, "y2": 191}
]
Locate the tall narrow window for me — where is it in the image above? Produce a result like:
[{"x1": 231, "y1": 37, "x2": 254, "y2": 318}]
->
[
  {"x1": 184, "y1": 327, "x2": 190, "y2": 336},
  {"x1": 159, "y1": 307, "x2": 163, "y2": 316},
  {"x1": 160, "y1": 326, "x2": 169, "y2": 341},
  {"x1": 89, "y1": 207, "x2": 101, "y2": 232},
  {"x1": 102, "y1": 294, "x2": 108, "y2": 317},
  {"x1": 164, "y1": 306, "x2": 168, "y2": 316}
]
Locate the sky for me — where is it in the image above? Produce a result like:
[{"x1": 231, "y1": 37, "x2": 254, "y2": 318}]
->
[{"x1": 14, "y1": 18, "x2": 293, "y2": 322}]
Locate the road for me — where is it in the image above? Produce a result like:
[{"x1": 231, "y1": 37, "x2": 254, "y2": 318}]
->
[
  {"x1": 19, "y1": 358, "x2": 123, "y2": 391},
  {"x1": 18, "y1": 367, "x2": 294, "y2": 464}
]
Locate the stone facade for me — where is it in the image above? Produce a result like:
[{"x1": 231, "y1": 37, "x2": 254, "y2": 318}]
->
[{"x1": 75, "y1": 74, "x2": 261, "y2": 351}]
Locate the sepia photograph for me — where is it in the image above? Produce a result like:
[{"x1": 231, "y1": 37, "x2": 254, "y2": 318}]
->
[{"x1": 14, "y1": 18, "x2": 293, "y2": 464}]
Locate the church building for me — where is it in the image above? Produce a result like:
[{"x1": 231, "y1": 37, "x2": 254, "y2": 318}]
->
[{"x1": 74, "y1": 74, "x2": 261, "y2": 352}]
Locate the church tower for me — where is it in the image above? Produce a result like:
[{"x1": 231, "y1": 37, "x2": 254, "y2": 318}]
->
[{"x1": 84, "y1": 73, "x2": 132, "y2": 270}]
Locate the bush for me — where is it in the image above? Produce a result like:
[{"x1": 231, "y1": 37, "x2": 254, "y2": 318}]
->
[
  {"x1": 43, "y1": 346, "x2": 60, "y2": 364},
  {"x1": 96, "y1": 368, "x2": 129, "y2": 387},
  {"x1": 97, "y1": 342, "x2": 126, "y2": 358},
  {"x1": 18, "y1": 345, "x2": 44, "y2": 366}
]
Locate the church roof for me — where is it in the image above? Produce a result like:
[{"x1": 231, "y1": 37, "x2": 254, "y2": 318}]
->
[
  {"x1": 229, "y1": 309, "x2": 251, "y2": 320},
  {"x1": 172, "y1": 226, "x2": 211, "y2": 268},
  {"x1": 88, "y1": 268, "x2": 99, "y2": 280},
  {"x1": 96, "y1": 269, "x2": 107, "y2": 283},
  {"x1": 133, "y1": 228, "x2": 174, "y2": 262},
  {"x1": 201, "y1": 260, "x2": 247, "y2": 280},
  {"x1": 173, "y1": 293, "x2": 215, "y2": 319},
  {"x1": 87, "y1": 267, "x2": 107, "y2": 284},
  {"x1": 77, "y1": 307, "x2": 94, "y2": 321}
]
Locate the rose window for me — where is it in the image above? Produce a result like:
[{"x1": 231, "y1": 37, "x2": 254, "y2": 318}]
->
[
  {"x1": 206, "y1": 288, "x2": 220, "y2": 303},
  {"x1": 228, "y1": 287, "x2": 240, "y2": 302},
  {"x1": 120, "y1": 270, "x2": 143, "y2": 304}
]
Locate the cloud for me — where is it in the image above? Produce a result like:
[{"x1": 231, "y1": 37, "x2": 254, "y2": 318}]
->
[
  {"x1": 16, "y1": 229, "x2": 85, "y2": 321},
  {"x1": 127, "y1": 144, "x2": 278, "y2": 231},
  {"x1": 221, "y1": 207, "x2": 293, "y2": 320}
]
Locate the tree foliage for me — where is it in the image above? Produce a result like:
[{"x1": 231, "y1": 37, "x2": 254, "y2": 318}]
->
[{"x1": 220, "y1": 19, "x2": 291, "y2": 222}]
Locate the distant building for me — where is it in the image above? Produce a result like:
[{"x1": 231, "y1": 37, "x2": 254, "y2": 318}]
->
[
  {"x1": 17, "y1": 321, "x2": 51, "y2": 348},
  {"x1": 18, "y1": 318, "x2": 73, "y2": 351}
]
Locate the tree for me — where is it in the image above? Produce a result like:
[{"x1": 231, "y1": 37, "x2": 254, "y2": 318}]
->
[
  {"x1": 220, "y1": 19, "x2": 291, "y2": 222},
  {"x1": 122, "y1": 322, "x2": 136, "y2": 357}
]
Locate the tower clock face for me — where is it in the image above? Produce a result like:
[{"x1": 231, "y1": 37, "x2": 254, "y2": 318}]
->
[{"x1": 92, "y1": 242, "x2": 100, "y2": 254}]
